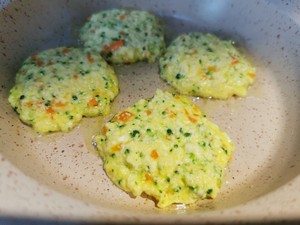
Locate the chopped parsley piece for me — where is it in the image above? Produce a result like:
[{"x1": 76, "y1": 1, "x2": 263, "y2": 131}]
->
[
  {"x1": 45, "y1": 100, "x2": 51, "y2": 106},
  {"x1": 207, "y1": 189, "x2": 213, "y2": 194},
  {"x1": 167, "y1": 128, "x2": 173, "y2": 135},
  {"x1": 124, "y1": 149, "x2": 130, "y2": 155},
  {"x1": 130, "y1": 130, "x2": 140, "y2": 138},
  {"x1": 207, "y1": 47, "x2": 214, "y2": 52},
  {"x1": 175, "y1": 73, "x2": 184, "y2": 79},
  {"x1": 184, "y1": 132, "x2": 191, "y2": 137},
  {"x1": 221, "y1": 147, "x2": 228, "y2": 154}
]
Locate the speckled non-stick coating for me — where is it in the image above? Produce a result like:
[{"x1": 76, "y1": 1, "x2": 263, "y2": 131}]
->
[{"x1": 0, "y1": 0, "x2": 300, "y2": 223}]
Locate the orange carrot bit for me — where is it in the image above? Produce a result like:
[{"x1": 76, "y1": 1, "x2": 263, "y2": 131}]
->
[
  {"x1": 101, "y1": 40, "x2": 125, "y2": 56},
  {"x1": 248, "y1": 72, "x2": 256, "y2": 78},
  {"x1": 145, "y1": 173, "x2": 153, "y2": 182},
  {"x1": 36, "y1": 60, "x2": 44, "y2": 67},
  {"x1": 46, "y1": 106, "x2": 55, "y2": 114},
  {"x1": 62, "y1": 48, "x2": 71, "y2": 54},
  {"x1": 73, "y1": 73, "x2": 79, "y2": 79},
  {"x1": 111, "y1": 143, "x2": 122, "y2": 152},
  {"x1": 119, "y1": 15, "x2": 126, "y2": 20},
  {"x1": 184, "y1": 109, "x2": 198, "y2": 124},
  {"x1": 166, "y1": 109, "x2": 176, "y2": 118},
  {"x1": 115, "y1": 111, "x2": 134, "y2": 123},
  {"x1": 230, "y1": 55, "x2": 240, "y2": 65},
  {"x1": 35, "y1": 101, "x2": 44, "y2": 108},
  {"x1": 88, "y1": 97, "x2": 98, "y2": 107},
  {"x1": 207, "y1": 65, "x2": 217, "y2": 72},
  {"x1": 102, "y1": 126, "x2": 108, "y2": 135},
  {"x1": 192, "y1": 105, "x2": 200, "y2": 114},
  {"x1": 175, "y1": 95, "x2": 180, "y2": 100},
  {"x1": 145, "y1": 109, "x2": 152, "y2": 115},
  {"x1": 150, "y1": 150, "x2": 159, "y2": 159},
  {"x1": 188, "y1": 116, "x2": 198, "y2": 124},
  {"x1": 54, "y1": 101, "x2": 66, "y2": 107},
  {"x1": 87, "y1": 54, "x2": 95, "y2": 63},
  {"x1": 25, "y1": 101, "x2": 33, "y2": 107}
]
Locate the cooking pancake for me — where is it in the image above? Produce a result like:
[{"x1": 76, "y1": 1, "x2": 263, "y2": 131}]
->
[
  {"x1": 95, "y1": 89, "x2": 234, "y2": 208},
  {"x1": 80, "y1": 9, "x2": 165, "y2": 64},
  {"x1": 8, "y1": 47, "x2": 119, "y2": 133},
  {"x1": 159, "y1": 32, "x2": 256, "y2": 99}
]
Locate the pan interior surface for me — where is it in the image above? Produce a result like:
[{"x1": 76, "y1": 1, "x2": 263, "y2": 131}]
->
[{"x1": 0, "y1": 0, "x2": 300, "y2": 220}]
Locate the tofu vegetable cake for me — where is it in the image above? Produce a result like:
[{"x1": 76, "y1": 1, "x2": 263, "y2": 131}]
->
[
  {"x1": 80, "y1": 9, "x2": 165, "y2": 64},
  {"x1": 159, "y1": 32, "x2": 256, "y2": 99},
  {"x1": 95, "y1": 89, "x2": 234, "y2": 208},
  {"x1": 8, "y1": 47, "x2": 119, "y2": 133}
]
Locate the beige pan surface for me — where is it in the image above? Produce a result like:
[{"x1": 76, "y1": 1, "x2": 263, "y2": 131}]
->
[{"x1": 0, "y1": 0, "x2": 300, "y2": 223}]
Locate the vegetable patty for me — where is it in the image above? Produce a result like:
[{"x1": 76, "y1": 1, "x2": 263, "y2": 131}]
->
[
  {"x1": 8, "y1": 47, "x2": 119, "y2": 133},
  {"x1": 95, "y1": 89, "x2": 234, "y2": 208},
  {"x1": 159, "y1": 33, "x2": 256, "y2": 99},
  {"x1": 80, "y1": 9, "x2": 165, "y2": 64}
]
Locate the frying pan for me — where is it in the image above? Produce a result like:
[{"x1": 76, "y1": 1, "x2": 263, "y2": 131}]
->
[{"x1": 1, "y1": 0, "x2": 300, "y2": 223}]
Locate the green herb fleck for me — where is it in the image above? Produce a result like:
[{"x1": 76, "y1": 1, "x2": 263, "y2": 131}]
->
[
  {"x1": 26, "y1": 74, "x2": 33, "y2": 80},
  {"x1": 221, "y1": 147, "x2": 228, "y2": 154},
  {"x1": 106, "y1": 51, "x2": 113, "y2": 58},
  {"x1": 175, "y1": 73, "x2": 184, "y2": 79},
  {"x1": 45, "y1": 100, "x2": 51, "y2": 107},
  {"x1": 146, "y1": 128, "x2": 154, "y2": 137},
  {"x1": 189, "y1": 186, "x2": 195, "y2": 191},
  {"x1": 205, "y1": 70, "x2": 213, "y2": 75},
  {"x1": 167, "y1": 128, "x2": 173, "y2": 135},
  {"x1": 207, "y1": 189, "x2": 213, "y2": 194},
  {"x1": 124, "y1": 149, "x2": 130, "y2": 155},
  {"x1": 207, "y1": 47, "x2": 214, "y2": 52},
  {"x1": 130, "y1": 130, "x2": 140, "y2": 138},
  {"x1": 146, "y1": 128, "x2": 152, "y2": 133},
  {"x1": 174, "y1": 186, "x2": 182, "y2": 192},
  {"x1": 100, "y1": 32, "x2": 106, "y2": 37},
  {"x1": 184, "y1": 132, "x2": 191, "y2": 137}
]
